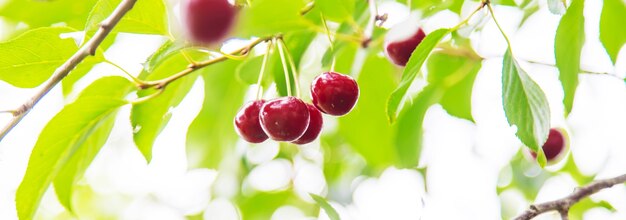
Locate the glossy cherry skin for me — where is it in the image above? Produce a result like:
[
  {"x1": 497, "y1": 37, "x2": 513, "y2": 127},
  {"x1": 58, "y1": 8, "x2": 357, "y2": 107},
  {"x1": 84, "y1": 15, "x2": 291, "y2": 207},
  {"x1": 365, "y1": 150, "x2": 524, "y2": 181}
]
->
[
  {"x1": 260, "y1": 97, "x2": 310, "y2": 141},
  {"x1": 311, "y1": 72, "x2": 359, "y2": 116},
  {"x1": 384, "y1": 28, "x2": 425, "y2": 66},
  {"x1": 531, "y1": 128, "x2": 568, "y2": 163},
  {"x1": 292, "y1": 104, "x2": 323, "y2": 145},
  {"x1": 234, "y1": 100, "x2": 268, "y2": 143},
  {"x1": 182, "y1": 0, "x2": 237, "y2": 45}
]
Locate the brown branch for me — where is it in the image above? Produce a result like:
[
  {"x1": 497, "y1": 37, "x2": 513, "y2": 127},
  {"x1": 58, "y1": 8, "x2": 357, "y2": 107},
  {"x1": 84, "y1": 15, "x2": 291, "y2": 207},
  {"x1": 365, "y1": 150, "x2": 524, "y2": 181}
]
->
[
  {"x1": 515, "y1": 174, "x2": 626, "y2": 220},
  {"x1": 0, "y1": 0, "x2": 138, "y2": 141}
]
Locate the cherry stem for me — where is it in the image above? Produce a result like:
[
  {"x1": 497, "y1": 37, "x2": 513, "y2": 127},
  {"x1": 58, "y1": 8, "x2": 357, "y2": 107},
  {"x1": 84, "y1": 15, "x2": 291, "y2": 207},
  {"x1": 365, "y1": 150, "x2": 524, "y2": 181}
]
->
[
  {"x1": 180, "y1": 50, "x2": 198, "y2": 65},
  {"x1": 275, "y1": 38, "x2": 293, "y2": 97},
  {"x1": 320, "y1": 13, "x2": 337, "y2": 71},
  {"x1": 451, "y1": 2, "x2": 486, "y2": 32},
  {"x1": 256, "y1": 41, "x2": 273, "y2": 100},
  {"x1": 486, "y1": 2, "x2": 513, "y2": 49},
  {"x1": 140, "y1": 36, "x2": 272, "y2": 90},
  {"x1": 103, "y1": 59, "x2": 146, "y2": 87},
  {"x1": 219, "y1": 50, "x2": 249, "y2": 60},
  {"x1": 129, "y1": 88, "x2": 164, "y2": 105},
  {"x1": 278, "y1": 38, "x2": 301, "y2": 98}
]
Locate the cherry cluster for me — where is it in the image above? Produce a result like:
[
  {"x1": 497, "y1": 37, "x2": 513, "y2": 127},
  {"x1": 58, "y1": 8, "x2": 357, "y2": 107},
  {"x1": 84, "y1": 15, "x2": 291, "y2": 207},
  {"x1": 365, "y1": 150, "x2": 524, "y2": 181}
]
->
[{"x1": 235, "y1": 72, "x2": 359, "y2": 145}]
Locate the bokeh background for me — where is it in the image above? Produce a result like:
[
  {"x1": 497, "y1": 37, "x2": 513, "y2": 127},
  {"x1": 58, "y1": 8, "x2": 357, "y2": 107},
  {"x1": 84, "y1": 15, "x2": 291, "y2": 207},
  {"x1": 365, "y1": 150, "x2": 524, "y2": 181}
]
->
[{"x1": 1, "y1": 0, "x2": 626, "y2": 219}]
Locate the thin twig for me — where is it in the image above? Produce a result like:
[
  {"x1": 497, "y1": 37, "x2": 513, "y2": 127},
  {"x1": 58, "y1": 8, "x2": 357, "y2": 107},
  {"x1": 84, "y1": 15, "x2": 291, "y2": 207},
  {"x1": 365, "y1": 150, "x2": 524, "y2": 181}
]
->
[
  {"x1": 139, "y1": 36, "x2": 274, "y2": 90},
  {"x1": 0, "y1": 0, "x2": 138, "y2": 141},
  {"x1": 515, "y1": 174, "x2": 626, "y2": 220}
]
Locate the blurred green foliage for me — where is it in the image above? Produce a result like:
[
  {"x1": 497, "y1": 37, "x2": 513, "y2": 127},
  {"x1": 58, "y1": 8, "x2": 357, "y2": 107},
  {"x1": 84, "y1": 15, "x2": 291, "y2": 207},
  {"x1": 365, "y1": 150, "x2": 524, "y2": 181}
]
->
[{"x1": 0, "y1": 0, "x2": 625, "y2": 219}]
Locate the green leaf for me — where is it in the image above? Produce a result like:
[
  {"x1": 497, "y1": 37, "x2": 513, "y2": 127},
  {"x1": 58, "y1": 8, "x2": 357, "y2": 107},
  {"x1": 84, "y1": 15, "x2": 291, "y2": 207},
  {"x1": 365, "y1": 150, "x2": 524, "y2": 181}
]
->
[
  {"x1": 555, "y1": 0, "x2": 584, "y2": 115},
  {"x1": 236, "y1": 55, "x2": 273, "y2": 86},
  {"x1": 237, "y1": 191, "x2": 294, "y2": 220},
  {"x1": 186, "y1": 60, "x2": 246, "y2": 169},
  {"x1": 16, "y1": 76, "x2": 133, "y2": 220},
  {"x1": 0, "y1": 27, "x2": 102, "y2": 88},
  {"x1": 427, "y1": 51, "x2": 482, "y2": 122},
  {"x1": 0, "y1": 0, "x2": 98, "y2": 29},
  {"x1": 600, "y1": 0, "x2": 626, "y2": 64},
  {"x1": 339, "y1": 55, "x2": 396, "y2": 167},
  {"x1": 492, "y1": 0, "x2": 517, "y2": 6},
  {"x1": 399, "y1": 0, "x2": 464, "y2": 15},
  {"x1": 61, "y1": 55, "x2": 105, "y2": 96},
  {"x1": 310, "y1": 194, "x2": 340, "y2": 220},
  {"x1": 394, "y1": 85, "x2": 442, "y2": 168},
  {"x1": 387, "y1": 28, "x2": 450, "y2": 123},
  {"x1": 131, "y1": 54, "x2": 198, "y2": 162},
  {"x1": 237, "y1": 0, "x2": 309, "y2": 37},
  {"x1": 143, "y1": 40, "x2": 186, "y2": 73},
  {"x1": 316, "y1": 0, "x2": 355, "y2": 22},
  {"x1": 53, "y1": 117, "x2": 116, "y2": 212},
  {"x1": 502, "y1": 49, "x2": 550, "y2": 153},
  {"x1": 85, "y1": 0, "x2": 169, "y2": 36},
  {"x1": 53, "y1": 76, "x2": 133, "y2": 212}
]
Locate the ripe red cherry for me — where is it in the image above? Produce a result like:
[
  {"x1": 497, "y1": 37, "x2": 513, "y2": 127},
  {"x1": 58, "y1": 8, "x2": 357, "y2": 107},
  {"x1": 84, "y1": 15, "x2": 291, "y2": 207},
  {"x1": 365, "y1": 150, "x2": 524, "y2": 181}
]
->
[
  {"x1": 260, "y1": 97, "x2": 310, "y2": 141},
  {"x1": 292, "y1": 104, "x2": 323, "y2": 145},
  {"x1": 311, "y1": 72, "x2": 359, "y2": 116},
  {"x1": 181, "y1": 0, "x2": 237, "y2": 45},
  {"x1": 530, "y1": 128, "x2": 569, "y2": 164},
  {"x1": 384, "y1": 16, "x2": 426, "y2": 66},
  {"x1": 234, "y1": 100, "x2": 268, "y2": 143}
]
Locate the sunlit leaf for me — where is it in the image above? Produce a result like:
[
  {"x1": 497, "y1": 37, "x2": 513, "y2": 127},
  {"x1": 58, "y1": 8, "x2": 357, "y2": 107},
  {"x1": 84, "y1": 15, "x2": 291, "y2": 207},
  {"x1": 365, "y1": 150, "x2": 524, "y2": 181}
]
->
[
  {"x1": 16, "y1": 76, "x2": 133, "y2": 220},
  {"x1": 131, "y1": 54, "x2": 197, "y2": 162},
  {"x1": 186, "y1": 60, "x2": 246, "y2": 169},
  {"x1": 236, "y1": 54, "x2": 273, "y2": 86},
  {"x1": 237, "y1": 191, "x2": 294, "y2": 220},
  {"x1": 53, "y1": 77, "x2": 133, "y2": 211},
  {"x1": 398, "y1": 0, "x2": 464, "y2": 15},
  {"x1": 387, "y1": 28, "x2": 449, "y2": 123},
  {"x1": 316, "y1": 0, "x2": 355, "y2": 22},
  {"x1": 0, "y1": 0, "x2": 98, "y2": 29},
  {"x1": 502, "y1": 49, "x2": 550, "y2": 154},
  {"x1": 599, "y1": 0, "x2": 626, "y2": 64},
  {"x1": 310, "y1": 194, "x2": 340, "y2": 220},
  {"x1": 85, "y1": 0, "x2": 169, "y2": 36},
  {"x1": 555, "y1": 0, "x2": 584, "y2": 115},
  {"x1": 236, "y1": 0, "x2": 309, "y2": 37},
  {"x1": 0, "y1": 27, "x2": 102, "y2": 88},
  {"x1": 143, "y1": 40, "x2": 186, "y2": 73},
  {"x1": 394, "y1": 85, "x2": 442, "y2": 168},
  {"x1": 339, "y1": 55, "x2": 397, "y2": 167},
  {"x1": 427, "y1": 51, "x2": 482, "y2": 122}
]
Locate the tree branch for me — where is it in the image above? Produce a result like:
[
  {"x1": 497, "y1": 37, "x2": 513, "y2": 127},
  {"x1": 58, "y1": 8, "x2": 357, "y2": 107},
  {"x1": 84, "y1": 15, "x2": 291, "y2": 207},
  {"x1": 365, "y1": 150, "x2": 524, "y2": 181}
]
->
[
  {"x1": 515, "y1": 174, "x2": 626, "y2": 220},
  {"x1": 0, "y1": 0, "x2": 138, "y2": 141},
  {"x1": 139, "y1": 36, "x2": 274, "y2": 90}
]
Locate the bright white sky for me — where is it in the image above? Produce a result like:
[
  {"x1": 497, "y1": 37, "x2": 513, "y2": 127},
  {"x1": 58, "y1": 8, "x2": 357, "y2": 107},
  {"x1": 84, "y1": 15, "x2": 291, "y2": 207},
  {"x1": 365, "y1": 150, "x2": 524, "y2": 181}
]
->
[{"x1": 1, "y1": 0, "x2": 626, "y2": 219}]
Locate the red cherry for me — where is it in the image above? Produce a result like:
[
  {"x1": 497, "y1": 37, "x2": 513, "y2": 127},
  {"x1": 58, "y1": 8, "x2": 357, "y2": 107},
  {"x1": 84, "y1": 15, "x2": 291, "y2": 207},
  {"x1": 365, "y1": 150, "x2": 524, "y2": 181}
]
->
[
  {"x1": 181, "y1": 0, "x2": 237, "y2": 45},
  {"x1": 260, "y1": 97, "x2": 310, "y2": 141},
  {"x1": 234, "y1": 100, "x2": 268, "y2": 143},
  {"x1": 530, "y1": 128, "x2": 568, "y2": 163},
  {"x1": 384, "y1": 16, "x2": 426, "y2": 66},
  {"x1": 292, "y1": 104, "x2": 323, "y2": 145},
  {"x1": 311, "y1": 72, "x2": 359, "y2": 116}
]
